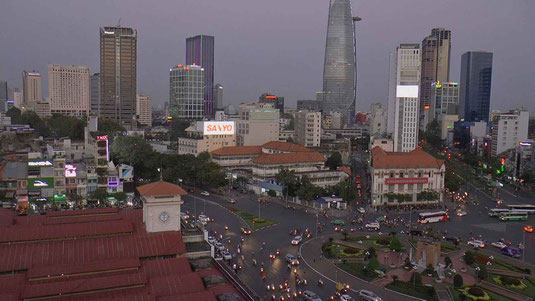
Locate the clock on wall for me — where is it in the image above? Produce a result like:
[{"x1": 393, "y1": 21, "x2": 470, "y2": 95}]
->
[{"x1": 159, "y1": 211, "x2": 170, "y2": 223}]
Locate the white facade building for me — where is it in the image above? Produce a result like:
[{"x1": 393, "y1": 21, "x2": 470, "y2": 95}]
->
[
  {"x1": 48, "y1": 64, "x2": 91, "y2": 116},
  {"x1": 136, "y1": 93, "x2": 152, "y2": 126},
  {"x1": 387, "y1": 43, "x2": 421, "y2": 152},
  {"x1": 491, "y1": 110, "x2": 529, "y2": 156},
  {"x1": 369, "y1": 103, "x2": 387, "y2": 136},
  {"x1": 295, "y1": 111, "x2": 321, "y2": 147},
  {"x1": 178, "y1": 121, "x2": 236, "y2": 156},
  {"x1": 236, "y1": 103, "x2": 279, "y2": 146}
]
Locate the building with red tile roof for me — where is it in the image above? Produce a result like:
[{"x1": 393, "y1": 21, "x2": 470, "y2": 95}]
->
[
  {"x1": 137, "y1": 180, "x2": 187, "y2": 196},
  {"x1": 0, "y1": 206, "x2": 246, "y2": 300},
  {"x1": 370, "y1": 146, "x2": 445, "y2": 207}
]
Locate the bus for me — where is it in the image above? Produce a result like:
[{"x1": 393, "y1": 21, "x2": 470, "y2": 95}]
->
[
  {"x1": 418, "y1": 211, "x2": 448, "y2": 224},
  {"x1": 488, "y1": 208, "x2": 510, "y2": 217},
  {"x1": 499, "y1": 211, "x2": 528, "y2": 221},
  {"x1": 506, "y1": 204, "x2": 535, "y2": 214}
]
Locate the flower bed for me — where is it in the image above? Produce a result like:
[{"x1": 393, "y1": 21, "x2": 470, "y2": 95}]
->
[{"x1": 457, "y1": 287, "x2": 490, "y2": 301}]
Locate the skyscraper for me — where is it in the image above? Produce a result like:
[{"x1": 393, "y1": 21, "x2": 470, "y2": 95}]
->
[
  {"x1": 136, "y1": 93, "x2": 152, "y2": 126},
  {"x1": 100, "y1": 26, "x2": 137, "y2": 129},
  {"x1": 186, "y1": 35, "x2": 214, "y2": 117},
  {"x1": 420, "y1": 28, "x2": 451, "y2": 116},
  {"x1": 48, "y1": 64, "x2": 90, "y2": 116},
  {"x1": 387, "y1": 43, "x2": 422, "y2": 152},
  {"x1": 322, "y1": 0, "x2": 359, "y2": 126},
  {"x1": 214, "y1": 83, "x2": 223, "y2": 111},
  {"x1": 459, "y1": 51, "x2": 493, "y2": 122},
  {"x1": 259, "y1": 93, "x2": 284, "y2": 113},
  {"x1": 169, "y1": 64, "x2": 204, "y2": 120},
  {"x1": 90, "y1": 73, "x2": 101, "y2": 116},
  {"x1": 22, "y1": 70, "x2": 41, "y2": 106}
]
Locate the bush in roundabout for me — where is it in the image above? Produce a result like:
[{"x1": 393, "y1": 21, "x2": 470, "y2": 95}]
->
[
  {"x1": 492, "y1": 275, "x2": 528, "y2": 290},
  {"x1": 458, "y1": 287, "x2": 490, "y2": 301}
]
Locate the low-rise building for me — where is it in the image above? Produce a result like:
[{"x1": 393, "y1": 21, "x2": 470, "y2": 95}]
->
[
  {"x1": 490, "y1": 109, "x2": 529, "y2": 156},
  {"x1": 370, "y1": 146, "x2": 445, "y2": 207},
  {"x1": 178, "y1": 121, "x2": 236, "y2": 156}
]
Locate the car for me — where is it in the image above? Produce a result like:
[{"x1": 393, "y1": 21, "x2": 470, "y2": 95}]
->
[
  {"x1": 198, "y1": 214, "x2": 210, "y2": 223},
  {"x1": 467, "y1": 240, "x2": 485, "y2": 248},
  {"x1": 285, "y1": 254, "x2": 300, "y2": 266},
  {"x1": 200, "y1": 190, "x2": 210, "y2": 196},
  {"x1": 340, "y1": 294, "x2": 354, "y2": 301},
  {"x1": 187, "y1": 188, "x2": 196, "y2": 193},
  {"x1": 365, "y1": 222, "x2": 380, "y2": 231},
  {"x1": 331, "y1": 219, "x2": 346, "y2": 226},
  {"x1": 214, "y1": 242, "x2": 225, "y2": 251},
  {"x1": 291, "y1": 236, "x2": 303, "y2": 245},
  {"x1": 180, "y1": 212, "x2": 189, "y2": 219},
  {"x1": 358, "y1": 289, "x2": 382, "y2": 301},
  {"x1": 302, "y1": 290, "x2": 322, "y2": 301},
  {"x1": 457, "y1": 211, "x2": 467, "y2": 217},
  {"x1": 357, "y1": 207, "x2": 366, "y2": 214},
  {"x1": 443, "y1": 236, "x2": 461, "y2": 243},
  {"x1": 491, "y1": 241, "x2": 507, "y2": 249},
  {"x1": 240, "y1": 227, "x2": 252, "y2": 235},
  {"x1": 221, "y1": 251, "x2": 232, "y2": 260},
  {"x1": 228, "y1": 199, "x2": 236, "y2": 204},
  {"x1": 207, "y1": 236, "x2": 216, "y2": 245},
  {"x1": 524, "y1": 225, "x2": 534, "y2": 233}
]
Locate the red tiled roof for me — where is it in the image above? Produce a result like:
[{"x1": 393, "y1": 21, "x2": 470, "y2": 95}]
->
[
  {"x1": 137, "y1": 181, "x2": 187, "y2": 196},
  {"x1": 261, "y1": 141, "x2": 313, "y2": 153},
  {"x1": 27, "y1": 257, "x2": 141, "y2": 280},
  {"x1": 159, "y1": 291, "x2": 216, "y2": 301},
  {"x1": 45, "y1": 207, "x2": 119, "y2": 217},
  {"x1": 211, "y1": 145, "x2": 263, "y2": 156},
  {"x1": 148, "y1": 273, "x2": 206, "y2": 296},
  {"x1": 371, "y1": 146, "x2": 445, "y2": 169},
  {"x1": 337, "y1": 166, "x2": 352, "y2": 176},
  {"x1": 44, "y1": 213, "x2": 122, "y2": 225},
  {"x1": 252, "y1": 152, "x2": 325, "y2": 165},
  {"x1": 0, "y1": 209, "x2": 15, "y2": 226}
]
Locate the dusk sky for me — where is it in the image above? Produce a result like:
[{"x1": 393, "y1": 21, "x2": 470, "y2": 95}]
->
[{"x1": 1, "y1": 0, "x2": 534, "y2": 113}]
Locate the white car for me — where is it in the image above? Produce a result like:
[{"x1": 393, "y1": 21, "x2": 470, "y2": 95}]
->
[
  {"x1": 221, "y1": 251, "x2": 232, "y2": 260},
  {"x1": 198, "y1": 214, "x2": 210, "y2": 223},
  {"x1": 365, "y1": 222, "x2": 380, "y2": 231},
  {"x1": 285, "y1": 254, "x2": 300, "y2": 266},
  {"x1": 214, "y1": 242, "x2": 225, "y2": 251},
  {"x1": 357, "y1": 207, "x2": 366, "y2": 214},
  {"x1": 457, "y1": 211, "x2": 467, "y2": 217},
  {"x1": 291, "y1": 235, "x2": 303, "y2": 245},
  {"x1": 491, "y1": 241, "x2": 507, "y2": 249},
  {"x1": 340, "y1": 294, "x2": 355, "y2": 301},
  {"x1": 467, "y1": 240, "x2": 485, "y2": 248},
  {"x1": 358, "y1": 290, "x2": 382, "y2": 301},
  {"x1": 207, "y1": 236, "x2": 216, "y2": 245},
  {"x1": 302, "y1": 290, "x2": 322, "y2": 301},
  {"x1": 180, "y1": 212, "x2": 189, "y2": 219},
  {"x1": 200, "y1": 190, "x2": 210, "y2": 196}
]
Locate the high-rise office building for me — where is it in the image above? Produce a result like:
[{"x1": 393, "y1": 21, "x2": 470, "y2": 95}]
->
[
  {"x1": 459, "y1": 51, "x2": 493, "y2": 122},
  {"x1": 430, "y1": 81, "x2": 459, "y2": 120},
  {"x1": 295, "y1": 111, "x2": 322, "y2": 147},
  {"x1": 0, "y1": 81, "x2": 7, "y2": 113},
  {"x1": 420, "y1": 28, "x2": 451, "y2": 115},
  {"x1": 48, "y1": 64, "x2": 90, "y2": 116},
  {"x1": 259, "y1": 93, "x2": 284, "y2": 114},
  {"x1": 100, "y1": 26, "x2": 137, "y2": 128},
  {"x1": 387, "y1": 43, "x2": 421, "y2": 152},
  {"x1": 169, "y1": 64, "x2": 205, "y2": 120},
  {"x1": 23, "y1": 70, "x2": 41, "y2": 106},
  {"x1": 90, "y1": 73, "x2": 101, "y2": 116},
  {"x1": 322, "y1": 0, "x2": 359, "y2": 126},
  {"x1": 136, "y1": 93, "x2": 152, "y2": 126},
  {"x1": 491, "y1": 110, "x2": 529, "y2": 156},
  {"x1": 13, "y1": 90, "x2": 23, "y2": 109},
  {"x1": 186, "y1": 35, "x2": 214, "y2": 117},
  {"x1": 369, "y1": 103, "x2": 387, "y2": 136},
  {"x1": 214, "y1": 83, "x2": 223, "y2": 111}
]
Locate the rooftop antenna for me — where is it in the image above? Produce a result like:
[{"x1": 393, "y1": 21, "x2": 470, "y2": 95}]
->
[{"x1": 117, "y1": 18, "x2": 121, "y2": 27}]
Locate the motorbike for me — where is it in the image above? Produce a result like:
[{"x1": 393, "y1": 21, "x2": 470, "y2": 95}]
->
[{"x1": 317, "y1": 279, "x2": 324, "y2": 286}]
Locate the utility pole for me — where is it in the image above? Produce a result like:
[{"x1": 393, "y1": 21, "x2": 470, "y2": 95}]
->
[{"x1": 315, "y1": 214, "x2": 319, "y2": 238}]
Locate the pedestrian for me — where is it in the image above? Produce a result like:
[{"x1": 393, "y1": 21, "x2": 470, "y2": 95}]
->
[{"x1": 313, "y1": 257, "x2": 315, "y2": 262}]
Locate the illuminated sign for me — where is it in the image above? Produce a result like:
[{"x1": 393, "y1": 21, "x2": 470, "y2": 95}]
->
[
  {"x1": 265, "y1": 95, "x2": 277, "y2": 99},
  {"x1": 103, "y1": 30, "x2": 115, "y2": 35},
  {"x1": 424, "y1": 105, "x2": 431, "y2": 110},
  {"x1": 519, "y1": 142, "x2": 532, "y2": 146},
  {"x1": 28, "y1": 160, "x2": 53, "y2": 167},
  {"x1": 203, "y1": 121, "x2": 235, "y2": 136},
  {"x1": 108, "y1": 176, "x2": 119, "y2": 187},
  {"x1": 97, "y1": 135, "x2": 108, "y2": 141},
  {"x1": 26, "y1": 72, "x2": 40, "y2": 76},
  {"x1": 396, "y1": 85, "x2": 419, "y2": 98},
  {"x1": 385, "y1": 178, "x2": 428, "y2": 185},
  {"x1": 28, "y1": 177, "x2": 54, "y2": 189},
  {"x1": 65, "y1": 164, "x2": 77, "y2": 177}
]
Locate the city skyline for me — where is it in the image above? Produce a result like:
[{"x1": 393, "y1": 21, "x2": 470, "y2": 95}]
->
[{"x1": 0, "y1": 0, "x2": 534, "y2": 113}]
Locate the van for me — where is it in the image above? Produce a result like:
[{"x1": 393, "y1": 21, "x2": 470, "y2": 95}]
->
[
  {"x1": 358, "y1": 290, "x2": 382, "y2": 301},
  {"x1": 285, "y1": 254, "x2": 299, "y2": 265}
]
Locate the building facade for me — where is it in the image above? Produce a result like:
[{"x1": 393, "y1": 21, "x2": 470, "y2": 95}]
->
[
  {"x1": 259, "y1": 93, "x2": 284, "y2": 114},
  {"x1": 214, "y1": 83, "x2": 223, "y2": 111},
  {"x1": 294, "y1": 111, "x2": 321, "y2": 147},
  {"x1": 236, "y1": 103, "x2": 279, "y2": 146},
  {"x1": 178, "y1": 121, "x2": 236, "y2": 156},
  {"x1": 370, "y1": 146, "x2": 445, "y2": 207},
  {"x1": 387, "y1": 43, "x2": 421, "y2": 152},
  {"x1": 491, "y1": 110, "x2": 529, "y2": 156},
  {"x1": 48, "y1": 64, "x2": 90, "y2": 116},
  {"x1": 420, "y1": 28, "x2": 451, "y2": 115},
  {"x1": 136, "y1": 93, "x2": 152, "y2": 126},
  {"x1": 90, "y1": 73, "x2": 100, "y2": 115},
  {"x1": 297, "y1": 100, "x2": 322, "y2": 112},
  {"x1": 459, "y1": 51, "x2": 493, "y2": 122},
  {"x1": 100, "y1": 26, "x2": 137, "y2": 128},
  {"x1": 22, "y1": 70, "x2": 41, "y2": 107},
  {"x1": 322, "y1": 0, "x2": 358, "y2": 126},
  {"x1": 430, "y1": 81, "x2": 459, "y2": 121},
  {"x1": 169, "y1": 65, "x2": 205, "y2": 120},
  {"x1": 186, "y1": 35, "x2": 214, "y2": 117},
  {"x1": 369, "y1": 103, "x2": 387, "y2": 136}
]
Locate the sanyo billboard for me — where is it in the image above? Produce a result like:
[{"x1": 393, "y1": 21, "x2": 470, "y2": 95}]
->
[{"x1": 203, "y1": 121, "x2": 235, "y2": 135}]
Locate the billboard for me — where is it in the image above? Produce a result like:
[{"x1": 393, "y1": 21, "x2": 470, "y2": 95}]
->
[
  {"x1": 385, "y1": 178, "x2": 428, "y2": 185},
  {"x1": 28, "y1": 177, "x2": 55, "y2": 189},
  {"x1": 203, "y1": 121, "x2": 235, "y2": 136},
  {"x1": 65, "y1": 164, "x2": 77, "y2": 177},
  {"x1": 396, "y1": 85, "x2": 419, "y2": 98}
]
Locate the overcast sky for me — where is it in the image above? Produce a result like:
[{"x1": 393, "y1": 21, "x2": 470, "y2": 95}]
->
[{"x1": 1, "y1": 0, "x2": 534, "y2": 113}]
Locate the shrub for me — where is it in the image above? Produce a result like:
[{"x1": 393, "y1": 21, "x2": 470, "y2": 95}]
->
[
  {"x1": 445, "y1": 256, "x2": 452, "y2": 267},
  {"x1": 468, "y1": 287, "x2": 484, "y2": 297},
  {"x1": 410, "y1": 272, "x2": 422, "y2": 285},
  {"x1": 367, "y1": 256, "x2": 380, "y2": 271},
  {"x1": 343, "y1": 247, "x2": 359, "y2": 254},
  {"x1": 252, "y1": 218, "x2": 265, "y2": 223},
  {"x1": 464, "y1": 251, "x2": 475, "y2": 265},
  {"x1": 454, "y1": 274, "x2": 464, "y2": 288},
  {"x1": 389, "y1": 236, "x2": 403, "y2": 251},
  {"x1": 501, "y1": 276, "x2": 521, "y2": 286},
  {"x1": 477, "y1": 265, "x2": 488, "y2": 280},
  {"x1": 367, "y1": 246, "x2": 376, "y2": 257}
]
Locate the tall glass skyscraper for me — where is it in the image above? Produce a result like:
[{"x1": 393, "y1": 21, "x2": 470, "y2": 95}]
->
[
  {"x1": 186, "y1": 35, "x2": 214, "y2": 118},
  {"x1": 459, "y1": 51, "x2": 493, "y2": 122},
  {"x1": 322, "y1": 0, "x2": 358, "y2": 126}
]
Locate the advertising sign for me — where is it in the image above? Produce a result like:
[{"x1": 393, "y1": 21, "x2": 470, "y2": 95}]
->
[
  {"x1": 65, "y1": 164, "x2": 77, "y2": 177},
  {"x1": 28, "y1": 177, "x2": 55, "y2": 189},
  {"x1": 203, "y1": 121, "x2": 235, "y2": 136},
  {"x1": 28, "y1": 160, "x2": 53, "y2": 167},
  {"x1": 385, "y1": 178, "x2": 428, "y2": 185},
  {"x1": 396, "y1": 85, "x2": 419, "y2": 98}
]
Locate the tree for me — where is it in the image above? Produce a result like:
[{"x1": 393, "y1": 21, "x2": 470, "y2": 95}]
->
[
  {"x1": 424, "y1": 119, "x2": 442, "y2": 147},
  {"x1": 267, "y1": 190, "x2": 276, "y2": 197},
  {"x1": 477, "y1": 264, "x2": 488, "y2": 280},
  {"x1": 90, "y1": 189, "x2": 108, "y2": 202},
  {"x1": 6, "y1": 107, "x2": 21, "y2": 122},
  {"x1": 325, "y1": 152, "x2": 343, "y2": 170},
  {"x1": 112, "y1": 192, "x2": 128, "y2": 201},
  {"x1": 389, "y1": 235, "x2": 403, "y2": 252},
  {"x1": 463, "y1": 251, "x2": 475, "y2": 266},
  {"x1": 97, "y1": 120, "x2": 126, "y2": 139},
  {"x1": 234, "y1": 176, "x2": 249, "y2": 189},
  {"x1": 367, "y1": 246, "x2": 376, "y2": 258},
  {"x1": 417, "y1": 190, "x2": 439, "y2": 202},
  {"x1": 275, "y1": 168, "x2": 299, "y2": 198},
  {"x1": 445, "y1": 256, "x2": 452, "y2": 268},
  {"x1": 284, "y1": 117, "x2": 294, "y2": 130},
  {"x1": 410, "y1": 272, "x2": 422, "y2": 286},
  {"x1": 453, "y1": 274, "x2": 464, "y2": 288},
  {"x1": 47, "y1": 114, "x2": 87, "y2": 140},
  {"x1": 297, "y1": 175, "x2": 324, "y2": 201},
  {"x1": 111, "y1": 135, "x2": 159, "y2": 182},
  {"x1": 367, "y1": 255, "x2": 380, "y2": 271}
]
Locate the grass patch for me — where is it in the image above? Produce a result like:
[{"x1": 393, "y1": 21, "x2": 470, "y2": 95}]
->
[
  {"x1": 451, "y1": 286, "x2": 514, "y2": 301},
  {"x1": 386, "y1": 280, "x2": 438, "y2": 301},
  {"x1": 226, "y1": 206, "x2": 276, "y2": 229},
  {"x1": 491, "y1": 274, "x2": 535, "y2": 297},
  {"x1": 323, "y1": 242, "x2": 365, "y2": 259},
  {"x1": 336, "y1": 262, "x2": 378, "y2": 282}
]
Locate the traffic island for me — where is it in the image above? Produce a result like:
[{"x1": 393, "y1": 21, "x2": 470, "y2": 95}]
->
[{"x1": 224, "y1": 206, "x2": 276, "y2": 230}]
